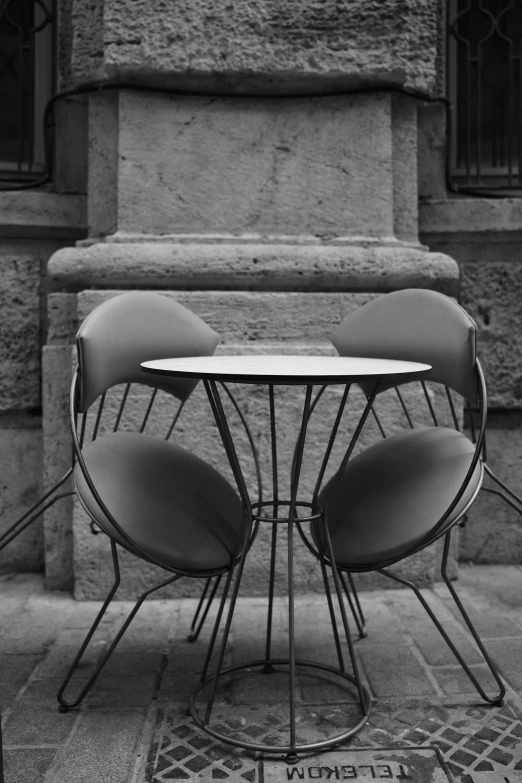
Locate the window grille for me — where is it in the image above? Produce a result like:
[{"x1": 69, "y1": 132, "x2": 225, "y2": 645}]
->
[
  {"x1": 0, "y1": 0, "x2": 54, "y2": 181},
  {"x1": 448, "y1": 0, "x2": 522, "y2": 191}
]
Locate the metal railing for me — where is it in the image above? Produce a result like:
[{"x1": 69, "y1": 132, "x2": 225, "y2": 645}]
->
[
  {"x1": 0, "y1": 0, "x2": 54, "y2": 182},
  {"x1": 448, "y1": 0, "x2": 522, "y2": 191}
]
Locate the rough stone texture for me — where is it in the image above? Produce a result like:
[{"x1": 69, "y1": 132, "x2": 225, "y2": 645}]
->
[
  {"x1": 0, "y1": 424, "x2": 44, "y2": 573},
  {"x1": 48, "y1": 240, "x2": 459, "y2": 295},
  {"x1": 48, "y1": 709, "x2": 147, "y2": 783},
  {"x1": 42, "y1": 345, "x2": 75, "y2": 592},
  {"x1": 392, "y1": 94, "x2": 419, "y2": 243},
  {"x1": 460, "y1": 427, "x2": 522, "y2": 564},
  {"x1": 0, "y1": 241, "x2": 54, "y2": 575},
  {"x1": 0, "y1": 198, "x2": 86, "y2": 576},
  {"x1": 461, "y1": 261, "x2": 522, "y2": 410},
  {"x1": 53, "y1": 97, "x2": 89, "y2": 195},
  {"x1": 0, "y1": 242, "x2": 44, "y2": 411},
  {"x1": 420, "y1": 198, "x2": 522, "y2": 236},
  {"x1": 419, "y1": 195, "x2": 522, "y2": 565},
  {"x1": 0, "y1": 193, "x2": 86, "y2": 239},
  {"x1": 88, "y1": 92, "x2": 118, "y2": 237},
  {"x1": 69, "y1": 0, "x2": 440, "y2": 93},
  {"x1": 420, "y1": 201, "x2": 522, "y2": 409},
  {"x1": 103, "y1": 92, "x2": 397, "y2": 238},
  {"x1": 417, "y1": 103, "x2": 447, "y2": 201}
]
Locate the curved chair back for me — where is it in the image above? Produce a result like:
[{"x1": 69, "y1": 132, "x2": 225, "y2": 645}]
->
[
  {"x1": 76, "y1": 292, "x2": 219, "y2": 412},
  {"x1": 331, "y1": 289, "x2": 478, "y2": 403}
]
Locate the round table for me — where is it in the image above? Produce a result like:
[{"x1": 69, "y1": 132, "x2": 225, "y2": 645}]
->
[{"x1": 141, "y1": 354, "x2": 431, "y2": 761}]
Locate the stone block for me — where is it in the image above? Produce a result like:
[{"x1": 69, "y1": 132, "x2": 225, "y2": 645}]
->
[
  {"x1": 356, "y1": 640, "x2": 438, "y2": 698},
  {"x1": 111, "y1": 92, "x2": 395, "y2": 238},
  {"x1": 459, "y1": 427, "x2": 522, "y2": 563},
  {"x1": 0, "y1": 593, "x2": 70, "y2": 654},
  {"x1": 74, "y1": 289, "x2": 375, "y2": 344},
  {"x1": 0, "y1": 193, "x2": 86, "y2": 239},
  {"x1": 417, "y1": 104, "x2": 447, "y2": 201},
  {"x1": 3, "y1": 749, "x2": 57, "y2": 783},
  {"x1": 47, "y1": 708, "x2": 147, "y2": 783},
  {"x1": 86, "y1": 673, "x2": 158, "y2": 709},
  {"x1": 88, "y1": 91, "x2": 118, "y2": 237},
  {"x1": 47, "y1": 292, "x2": 79, "y2": 345},
  {"x1": 430, "y1": 664, "x2": 496, "y2": 697},
  {"x1": 3, "y1": 677, "x2": 77, "y2": 745},
  {"x1": 420, "y1": 201, "x2": 522, "y2": 409},
  {"x1": 483, "y1": 637, "x2": 522, "y2": 692},
  {"x1": 455, "y1": 563, "x2": 522, "y2": 612},
  {"x1": 0, "y1": 423, "x2": 44, "y2": 573},
  {"x1": 392, "y1": 94, "x2": 418, "y2": 243},
  {"x1": 69, "y1": 0, "x2": 440, "y2": 93},
  {"x1": 0, "y1": 653, "x2": 42, "y2": 710},
  {"x1": 0, "y1": 244, "x2": 42, "y2": 410},
  {"x1": 49, "y1": 239, "x2": 459, "y2": 294},
  {"x1": 460, "y1": 261, "x2": 522, "y2": 409},
  {"x1": 42, "y1": 344, "x2": 75, "y2": 591}
]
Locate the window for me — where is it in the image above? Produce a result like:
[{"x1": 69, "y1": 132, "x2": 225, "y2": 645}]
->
[
  {"x1": 448, "y1": 0, "x2": 522, "y2": 190},
  {"x1": 0, "y1": 0, "x2": 54, "y2": 181}
]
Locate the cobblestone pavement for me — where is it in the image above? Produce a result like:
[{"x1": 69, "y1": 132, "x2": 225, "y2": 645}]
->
[{"x1": 1, "y1": 565, "x2": 521, "y2": 783}]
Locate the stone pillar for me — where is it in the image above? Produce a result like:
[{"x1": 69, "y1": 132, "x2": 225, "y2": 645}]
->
[{"x1": 45, "y1": 0, "x2": 460, "y2": 596}]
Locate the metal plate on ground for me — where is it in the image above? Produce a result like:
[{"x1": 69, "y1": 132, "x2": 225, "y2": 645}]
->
[
  {"x1": 145, "y1": 701, "x2": 522, "y2": 783},
  {"x1": 261, "y1": 748, "x2": 452, "y2": 783},
  {"x1": 359, "y1": 701, "x2": 522, "y2": 783}
]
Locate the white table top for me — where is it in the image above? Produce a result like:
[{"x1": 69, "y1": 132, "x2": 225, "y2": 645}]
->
[{"x1": 141, "y1": 355, "x2": 431, "y2": 384}]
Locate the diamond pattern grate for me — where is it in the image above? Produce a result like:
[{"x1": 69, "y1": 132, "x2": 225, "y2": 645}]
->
[{"x1": 145, "y1": 701, "x2": 522, "y2": 782}]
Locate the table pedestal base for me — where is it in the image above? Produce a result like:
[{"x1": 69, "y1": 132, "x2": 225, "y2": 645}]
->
[{"x1": 189, "y1": 658, "x2": 372, "y2": 760}]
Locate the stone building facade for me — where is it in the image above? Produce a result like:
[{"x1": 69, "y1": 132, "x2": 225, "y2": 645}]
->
[{"x1": 0, "y1": 0, "x2": 520, "y2": 597}]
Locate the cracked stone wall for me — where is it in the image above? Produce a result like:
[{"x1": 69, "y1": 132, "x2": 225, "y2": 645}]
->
[{"x1": 89, "y1": 90, "x2": 405, "y2": 239}]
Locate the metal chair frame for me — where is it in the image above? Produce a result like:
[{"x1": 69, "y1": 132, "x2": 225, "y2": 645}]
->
[
  {"x1": 57, "y1": 368, "x2": 261, "y2": 712},
  {"x1": 0, "y1": 468, "x2": 74, "y2": 552},
  {"x1": 188, "y1": 378, "x2": 381, "y2": 762},
  {"x1": 298, "y1": 362, "x2": 505, "y2": 706}
]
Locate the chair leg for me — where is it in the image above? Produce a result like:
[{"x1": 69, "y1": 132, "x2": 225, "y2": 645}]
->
[
  {"x1": 262, "y1": 521, "x2": 278, "y2": 673},
  {"x1": 481, "y1": 464, "x2": 522, "y2": 515},
  {"x1": 340, "y1": 572, "x2": 367, "y2": 639},
  {"x1": 320, "y1": 556, "x2": 346, "y2": 672},
  {"x1": 57, "y1": 540, "x2": 182, "y2": 711},
  {"x1": 187, "y1": 575, "x2": 222, "y2": 643},
  {"x1": 379, "y1": 533, "x2": 505, "y2": 706},
  {"x1": 0, "y1": 469, "x2": 73, "y2": 551}
]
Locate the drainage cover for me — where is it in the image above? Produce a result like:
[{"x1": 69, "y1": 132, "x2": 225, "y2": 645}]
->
[{"x1": 145, "y1": 701, "x2": 522, "y2": 783}]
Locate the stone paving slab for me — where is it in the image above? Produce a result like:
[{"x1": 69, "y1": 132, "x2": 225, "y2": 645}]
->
[{"x1": 0, "y1": 566, "x2": 522, "y2": 783}]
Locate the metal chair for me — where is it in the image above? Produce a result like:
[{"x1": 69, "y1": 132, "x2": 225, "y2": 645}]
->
[
  {"x1": 305, "y1": 289, "x2": 505, "y2": 705},
  {"x1": 329, "y1": 289, "x2": 522, "y2": 636},
  {"x1": 0, "y1": 293, "x2": 248, "y2": 645},
  {"x1": 57, "y1": 292, "x2": 259, "y2": 711}
]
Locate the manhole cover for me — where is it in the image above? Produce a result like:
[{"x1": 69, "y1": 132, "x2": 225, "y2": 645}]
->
[{"x1": 262, "y1": 748, "x2": 451, "y2": 783}]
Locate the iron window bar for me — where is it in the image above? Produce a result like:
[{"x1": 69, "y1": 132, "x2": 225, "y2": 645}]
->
[
  {"x1": 447, "y1": 0, "x2": 522, "y2": 192},
  {"x1": 0, "y1": 0, "x2": 54, "y2": 182}
]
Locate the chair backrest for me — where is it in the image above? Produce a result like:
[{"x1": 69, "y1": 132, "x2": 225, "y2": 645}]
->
[
  {"x1": 331, "y1": 289, "x2": 479, "y2": 403},
  {"x1": 76, "y1": 292, "x2": 219, "y2": 413}
]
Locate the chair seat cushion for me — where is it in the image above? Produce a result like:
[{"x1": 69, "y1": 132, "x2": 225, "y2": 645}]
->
[
  {"x1": 312, "y1": 427, "x2": 482, "y2": 568},
  {"x1": 74, "y1": 431, "x2": 243, "y2": 572}
]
